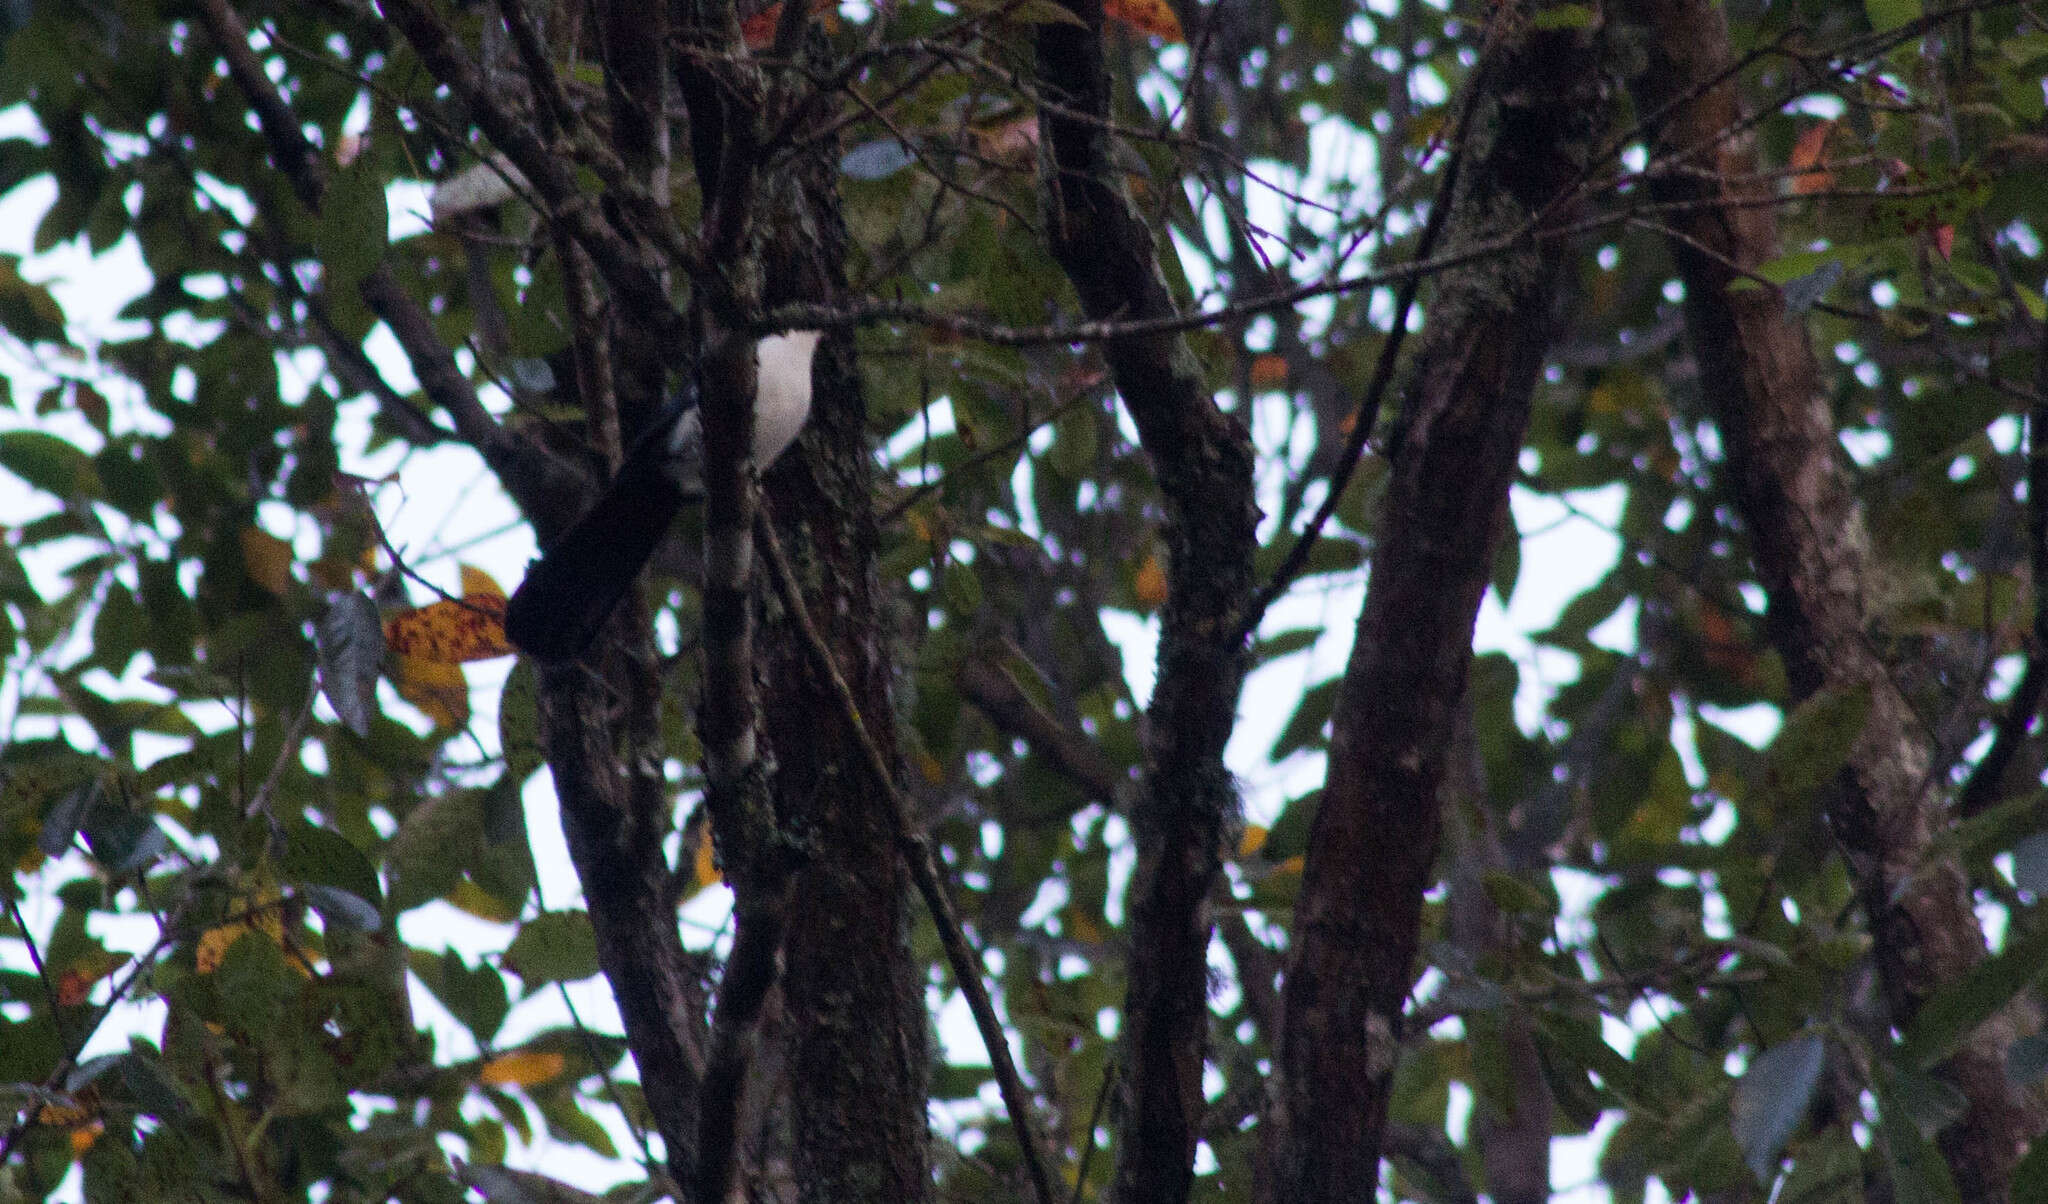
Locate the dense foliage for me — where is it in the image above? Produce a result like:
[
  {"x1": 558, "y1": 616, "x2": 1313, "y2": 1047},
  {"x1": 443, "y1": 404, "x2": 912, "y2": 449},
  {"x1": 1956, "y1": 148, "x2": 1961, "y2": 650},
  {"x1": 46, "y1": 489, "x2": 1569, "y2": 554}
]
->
[{"x1": 0, "y1": 0, "x2": 2046, "y2": 1201}]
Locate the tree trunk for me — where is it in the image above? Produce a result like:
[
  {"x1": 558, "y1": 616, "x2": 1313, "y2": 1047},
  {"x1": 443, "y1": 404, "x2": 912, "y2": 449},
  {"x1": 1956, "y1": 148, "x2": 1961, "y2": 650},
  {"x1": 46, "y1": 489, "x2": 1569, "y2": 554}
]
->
[
  {"x1": 1264, "y1": 13, "x2": 1607, "y2": 1199},
  {"x1": 1621, "y1": 1, "x2": 2045, "y2": 1195}
]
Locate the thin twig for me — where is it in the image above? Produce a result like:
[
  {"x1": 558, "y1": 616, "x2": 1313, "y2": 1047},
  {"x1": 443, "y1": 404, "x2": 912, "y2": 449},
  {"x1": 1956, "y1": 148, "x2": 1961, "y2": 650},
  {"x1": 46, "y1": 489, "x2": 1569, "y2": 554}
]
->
[{"x1": 1236, "y1": 35, "x2": 1497, "y2": 641}]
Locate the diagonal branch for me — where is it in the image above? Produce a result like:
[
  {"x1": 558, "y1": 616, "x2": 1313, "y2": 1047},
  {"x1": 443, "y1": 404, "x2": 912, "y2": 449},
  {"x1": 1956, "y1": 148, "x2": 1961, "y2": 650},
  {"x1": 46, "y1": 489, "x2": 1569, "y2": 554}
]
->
[{"x1": 957, "y1": 655, "x2": 1127, "y2": 802}]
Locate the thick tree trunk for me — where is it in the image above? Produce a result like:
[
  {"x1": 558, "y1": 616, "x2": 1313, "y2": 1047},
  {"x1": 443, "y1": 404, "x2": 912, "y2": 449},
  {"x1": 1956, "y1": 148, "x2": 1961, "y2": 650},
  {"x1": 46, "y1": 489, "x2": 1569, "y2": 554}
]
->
[
  {"x1": 1621, "y1": 1, "x2": 2044, "y2": 1195},
  {"x1": 1263, "y1": 14, "x2": 1606, "y2": 1200},
  {"x1": 757, "y1": 164, "x2": 934, "y2": 1204}
]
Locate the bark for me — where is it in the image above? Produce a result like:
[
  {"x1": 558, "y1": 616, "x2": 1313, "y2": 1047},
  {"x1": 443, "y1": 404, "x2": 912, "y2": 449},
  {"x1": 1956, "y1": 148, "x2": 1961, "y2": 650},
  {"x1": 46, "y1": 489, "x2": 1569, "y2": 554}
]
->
[
  {"x1": 1033, "y1": 5, "x2": 1262, "y2": 1201},
  {"x1": 755, "y1": 161, "x2": 934, "y2": 1203},
  {"x1": 1621, "y1": 0, "x2": 2044, "y2": 1195},
  {"x1": 1264, "y1": 15, "x2": 1606, "y2": 1201}
]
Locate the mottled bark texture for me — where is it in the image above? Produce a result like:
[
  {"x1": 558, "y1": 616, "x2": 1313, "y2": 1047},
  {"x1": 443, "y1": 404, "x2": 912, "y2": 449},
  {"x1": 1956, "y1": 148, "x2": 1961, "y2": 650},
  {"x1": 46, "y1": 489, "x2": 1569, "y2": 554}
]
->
[
  {"x1": 1263, "y1": 15, "x2": 1607, "y2": 1201},
  {"x1": 755, "y1": 167, "x2": 934, "y2": 1203},
  {"x1": 1034, "y1": 4, "x2": 1261, "y2": 1201},
  {"x1": 1621, "y1": 0, "x2": 2044, "y2": 1195}
]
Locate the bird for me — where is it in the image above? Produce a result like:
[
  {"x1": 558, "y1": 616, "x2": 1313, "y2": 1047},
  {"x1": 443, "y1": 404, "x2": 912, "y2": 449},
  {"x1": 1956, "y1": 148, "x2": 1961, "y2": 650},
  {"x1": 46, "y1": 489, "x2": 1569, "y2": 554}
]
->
[{"x1": 504, "y1": 330, "x2": 824, "y2": 663}]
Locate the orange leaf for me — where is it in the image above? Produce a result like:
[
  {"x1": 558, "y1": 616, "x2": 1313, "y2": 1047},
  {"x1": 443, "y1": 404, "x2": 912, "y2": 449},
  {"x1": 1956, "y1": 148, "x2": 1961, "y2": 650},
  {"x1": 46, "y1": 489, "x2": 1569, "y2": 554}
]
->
[
  {"x1": 1249, "y1": 354, "x2": 1288, "y2": 389},
  {"x1": 1932, "y1": 224, "x2": 1955, "y2": 260},
  {"x1": 383, "y1": 597, "x2": 512, "y2": 663},
  {"x1": 69, "y1": 1120, "x2": 103, "y2": 1154},
  {"x1": 240, "y1": 527, "x2": 295, "y2": 597},
  {"x1": 1238, "y1": 824, "x2": 1269, "y2": 858},
  {"x1": 392, "y1": 653, "x2": 471, "y2": 728},
  {"x1": 1790, "y1": 119, "x2": 1836, "y2": 196},
  {"x1": 740, "y1": 0, "x2": 836, "y2": 48},
  {"x1": 1105, "y1": 0, "x2": 1183, "y2": 40},
  {"x1": 479, "y1": 1049, "x2": 566, "y2": 1087},
  {"x1": 1133, "y1": 551, "x2": 1168, "y2": 609},
  {"x1": 55, "y1": 953, "x2": 127, "y2": 1006},
  {"x1": 740, "y1": 5, "x2": 779, "y2": 46}
]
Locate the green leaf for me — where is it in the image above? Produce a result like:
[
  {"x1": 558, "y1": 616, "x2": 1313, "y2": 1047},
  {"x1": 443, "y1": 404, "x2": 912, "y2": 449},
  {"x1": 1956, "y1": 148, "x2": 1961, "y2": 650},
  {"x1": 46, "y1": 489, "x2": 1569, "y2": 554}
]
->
[
  {"x1": 1530, "y1": 3, "x2": 1595, "y2": 30},
  {"x1": 1876, "y1": 1079, "x2": 1963, "y2": 1204},
  {"x1": 281, "y1": 824, "x2": 386, "y2": 915},
  {"x1": 1491, "y1": 507, "x2": 1521, "y2": 605},
  {"x1": 316, "y1": 162, "x2": 390, "y2": 287},
  {"x1": 0, "y1": 429, "x2": 95, "y2": 500},
  {"x1": 1251, "y1": 628, "x2": 1322, "y2": 661},
  {"x1": 316, "y1": 592, "x2": 383, "y2": 739},
  {"x1": 1269, "y1": 676, "x2": 1340, "y2": 760},
  {"x1": 1865, "y1": 0, "x2": 1921, "y2": 34},
  {"x1": 1759, "y1": 685, "x2": 1871, "y2": 808},
  {"x1": 1480, "y1": 869, "x2": 1555, "y2": 917},
  {"x1": 1731, "y1": 1033, "x2": 1825, "y2": 1183},
  {"x1": 415, "y1": 947, "x2": 509, "y2": 1045},
  {"x1": 972, "y1": 0, "x2": 1088, "y2": 26},
  {"x1": 498, "y1": 660, "x2": 542, "y2": 785},
  {"x1": 1898, "y1": 918, "x2": 2048, "y2": 1069},
  {"x1": 0, "y1": 253, "x2": 68, "y2": 344},
  {"x1": 503, "y1": 912, "x2": 601, "y2": 987}
]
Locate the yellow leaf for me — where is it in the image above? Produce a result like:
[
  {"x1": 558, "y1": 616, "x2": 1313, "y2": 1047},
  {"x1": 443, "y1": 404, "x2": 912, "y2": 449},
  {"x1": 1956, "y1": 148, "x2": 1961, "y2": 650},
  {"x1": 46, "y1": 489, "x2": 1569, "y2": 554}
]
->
[
  {"x1": 447, "y1": 877, "x2": 520, "y2": 923},
  {"x1": 36, "y1": 1100, "x2": 92, "y2": 1128},
  {"x1": 917, "y1": 751, "x2": 946, "y2": 785},
  {"x1": 195, "y1": 924, "x2": 246, "y2": 975},
  {"x1": 459, "y1": 564, "x2": 506, "y2": 600},
  {"x1": 691, "y1": 825, "x2": 722, "y2": 896},
  {"x1": 393, "y1": 654, "x2": 470, "y2": 727},
  {"x1": 479, "y1": 1049, "x2": 566, "y2": 1088},
  {"x1": 240, "y1": 527, "x2": 295, "y2": 597},
  {"x1": 307, "y1": 556, "x2": 358, "y2": 592},
  {"x1": 1105, "y1": 0, "x2": 1183, "y2": 40},
  {"x1": 384, "y1": 597, "x2": 513, "y2": 664},
  {"x1": 1133, "y1": 552, "x2": 1168, "y2": 609},
  {"x1": 1272, "y1": 854, "x2": 1305, "y2": 878},
  {"x1": 1238, "y1": 824, "x2": 1269, "y2": 858}
]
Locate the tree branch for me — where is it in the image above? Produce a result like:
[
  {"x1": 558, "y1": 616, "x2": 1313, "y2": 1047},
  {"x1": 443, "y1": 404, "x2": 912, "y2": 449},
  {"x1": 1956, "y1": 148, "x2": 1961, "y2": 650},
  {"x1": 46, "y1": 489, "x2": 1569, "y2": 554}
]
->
[{"x1": 1031, "y1": 3, "x2": 1260, "y2": 1198}]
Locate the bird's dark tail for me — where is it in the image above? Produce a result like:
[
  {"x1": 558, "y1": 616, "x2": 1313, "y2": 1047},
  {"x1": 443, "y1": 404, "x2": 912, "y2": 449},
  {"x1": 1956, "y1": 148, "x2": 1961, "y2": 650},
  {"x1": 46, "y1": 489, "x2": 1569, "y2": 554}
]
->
[{"x1": 505, "y1": 454, "x2": 687, "y2": 663}]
